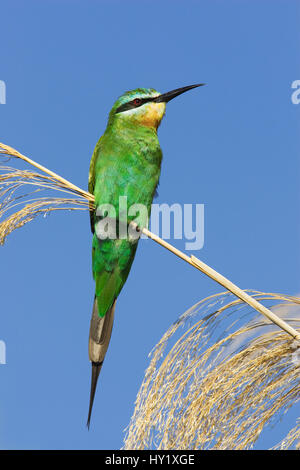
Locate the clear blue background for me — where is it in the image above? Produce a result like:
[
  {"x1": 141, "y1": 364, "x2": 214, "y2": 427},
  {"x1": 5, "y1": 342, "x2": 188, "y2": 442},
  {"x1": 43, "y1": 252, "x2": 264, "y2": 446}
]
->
[{"x1": 0, "y1": 0, "x2": 299, "y2": 449}]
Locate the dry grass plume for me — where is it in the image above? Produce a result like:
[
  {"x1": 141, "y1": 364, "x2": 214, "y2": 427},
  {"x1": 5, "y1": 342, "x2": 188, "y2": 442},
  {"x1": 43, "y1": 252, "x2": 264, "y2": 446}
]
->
[
  {"x1": 124, "y1": 291, "x2": 300, "y2": 450},
  {"x1": 0, "y1": 144, "x2": 90, "y2": 245}
]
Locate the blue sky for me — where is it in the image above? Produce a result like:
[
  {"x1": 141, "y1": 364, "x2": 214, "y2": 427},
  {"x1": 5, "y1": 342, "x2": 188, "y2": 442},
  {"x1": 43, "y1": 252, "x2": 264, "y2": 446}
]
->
[{"x1": 0, "y1": 0, "x2": 299, "y2": 449}]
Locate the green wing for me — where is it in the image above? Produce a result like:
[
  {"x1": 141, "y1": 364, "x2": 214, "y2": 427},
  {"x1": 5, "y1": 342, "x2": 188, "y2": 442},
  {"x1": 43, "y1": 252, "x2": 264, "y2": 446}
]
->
[{"x1": 90, "y1": 136, "x2": 138, "y2": 318}]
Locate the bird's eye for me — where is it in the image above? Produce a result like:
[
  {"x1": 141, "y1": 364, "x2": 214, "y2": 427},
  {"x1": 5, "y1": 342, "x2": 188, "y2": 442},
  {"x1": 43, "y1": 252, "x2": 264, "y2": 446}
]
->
[{"x1": 133, "y1": 98, "x2": 142, "y2": 106}]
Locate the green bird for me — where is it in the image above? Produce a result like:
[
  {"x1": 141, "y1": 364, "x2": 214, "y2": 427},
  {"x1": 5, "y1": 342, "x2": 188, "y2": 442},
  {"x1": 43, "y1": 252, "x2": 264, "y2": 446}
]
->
[{"x1": 87, "y1": 84, "x2": 204, "y2": 427}]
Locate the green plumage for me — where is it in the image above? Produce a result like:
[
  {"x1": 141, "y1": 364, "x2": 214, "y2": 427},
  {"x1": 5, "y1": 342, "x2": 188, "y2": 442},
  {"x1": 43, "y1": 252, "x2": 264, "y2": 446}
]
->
[
  {"x1": 89, "y1": 89, "x2": 163, "y2": 318},
  {"x1": 87, "y1": 84, "x2": 202, "y2": 428}
]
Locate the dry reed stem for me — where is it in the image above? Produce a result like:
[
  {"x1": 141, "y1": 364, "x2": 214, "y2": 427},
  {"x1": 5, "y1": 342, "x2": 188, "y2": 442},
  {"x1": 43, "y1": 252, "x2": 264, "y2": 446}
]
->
[
  {"x1": 124, "y1": 291, "x2": 300, "y2": 450},
  {"x1": 0, "y1": 142, "x2": 92, "y2": 201},
  {"x1": 1, "y1": 142, "x2": 299, "y2": 342}
]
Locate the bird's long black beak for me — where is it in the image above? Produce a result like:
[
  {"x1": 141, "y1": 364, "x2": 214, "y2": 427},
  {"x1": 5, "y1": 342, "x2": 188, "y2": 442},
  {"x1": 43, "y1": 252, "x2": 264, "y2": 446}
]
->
[{"x1": 154, "y1": 83, "x2": 205, "y2": 103}]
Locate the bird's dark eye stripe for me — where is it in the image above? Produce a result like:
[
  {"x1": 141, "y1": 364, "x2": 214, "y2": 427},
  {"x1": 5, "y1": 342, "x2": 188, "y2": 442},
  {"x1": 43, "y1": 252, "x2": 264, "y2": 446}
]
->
[{"x1": 115, "y1": 96, "x2": 155, "y2": 114}]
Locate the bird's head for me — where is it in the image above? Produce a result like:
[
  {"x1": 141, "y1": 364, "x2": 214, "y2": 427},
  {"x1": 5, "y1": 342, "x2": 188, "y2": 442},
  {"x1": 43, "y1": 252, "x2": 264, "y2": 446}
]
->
[{"x1": 108, "y1": 84, "x2": 204, "y2": 131}]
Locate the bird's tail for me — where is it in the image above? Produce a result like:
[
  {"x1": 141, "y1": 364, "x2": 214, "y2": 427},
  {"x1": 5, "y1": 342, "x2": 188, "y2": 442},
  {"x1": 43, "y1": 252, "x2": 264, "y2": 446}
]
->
[{"x1": 87, "y1": 297, "x2": 116, "y2": 429}]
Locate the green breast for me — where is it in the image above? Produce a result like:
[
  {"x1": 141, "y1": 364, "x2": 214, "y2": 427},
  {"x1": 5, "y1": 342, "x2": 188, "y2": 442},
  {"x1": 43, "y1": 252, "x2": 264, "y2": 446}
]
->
[
  {"x1": 94, "y1": 122, "x2": 162, "y2": 211},
  {"x1": 91, "y1": 121, "x2": 163, "y2": 315}
]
